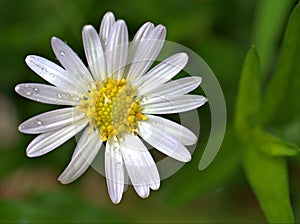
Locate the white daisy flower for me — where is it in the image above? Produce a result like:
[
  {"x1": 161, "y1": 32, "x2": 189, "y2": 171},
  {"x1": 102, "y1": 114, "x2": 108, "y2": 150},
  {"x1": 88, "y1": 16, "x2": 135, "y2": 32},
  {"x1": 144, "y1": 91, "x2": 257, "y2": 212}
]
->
[{"x1": 15, "y1": 12, "x2": 207, "y2": 204}]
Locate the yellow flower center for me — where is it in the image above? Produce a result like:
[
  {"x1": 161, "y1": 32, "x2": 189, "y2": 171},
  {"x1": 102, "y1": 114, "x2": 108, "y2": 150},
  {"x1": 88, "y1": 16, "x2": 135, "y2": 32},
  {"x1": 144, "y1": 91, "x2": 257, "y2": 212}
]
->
[{"x1": 77, "y1": 78, "x2": 147, "y2": 141}]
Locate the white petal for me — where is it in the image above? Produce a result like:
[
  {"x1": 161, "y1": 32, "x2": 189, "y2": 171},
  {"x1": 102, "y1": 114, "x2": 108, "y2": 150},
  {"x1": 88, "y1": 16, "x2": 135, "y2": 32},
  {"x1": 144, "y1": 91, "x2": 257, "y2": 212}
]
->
[
  {"x1": 26, "y1": 119, "x2": 87, "y2": 157},
  {"x1": 142, "y1": 94, "x2": 207, "y2": 114},
  {"x1": 25, "y1": 55, "x2": 81, "y2": 93},
  {"x1": 106, "y1": 20, "x2": 128, "y2": 80},
  {"x1": 137, "y1": 53, "x2": 188, "y2": 95},
  {"x1": 146, "y1": 115, "x2": 197, "y2": 146},
  {"x1": 15, "y1": 83, "x2": 82, "y2": 106},
  {"x1": 127, "y1": 25, "x2": 166, "y2": 84},
  {"x1": 105, "y1": 139, "x2": 124, "y2": 204},
  {"x1": 82, "y1": 25, "x2": 106, "y2": 82},
  {"x1": 145, "y1": 76, "x2": 202, "y2": 97},
  {"x1": 58, "y1": 127, "x2": 102, "y2": 184},
  {"x1": 131, "y1": 22, "x2": 154, "y2": 42},
  {"x1": 120, "y1": 135, "x2": 160, "y2": 190},
  {"x1": 51, "y1": 37, "x2": 93, "y2": 91},
  {"x1": 138, "y1": 121, "x2": 191, "y2": 162},
  {"x1": 99, "y1": 12, "x2": 115, "y2": 48},
  {"x1": 133, "y1": 185, "x2": 150, "y2": 199},
  {"x1": 18, "y1": 108, "x2": 85, "y2": 134}
]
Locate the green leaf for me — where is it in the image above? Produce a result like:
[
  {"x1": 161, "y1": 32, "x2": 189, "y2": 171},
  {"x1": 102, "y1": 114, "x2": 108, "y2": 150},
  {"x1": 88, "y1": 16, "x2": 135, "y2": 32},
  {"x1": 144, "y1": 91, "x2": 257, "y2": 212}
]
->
[
  {"x1": 234, "y1": 46, "x2": 261, "y2": 136},
  {"x1": 243, "y1": 146, "x2": 294, "y2": 223},
  {"x1": 262, "y1": 3, "x2": 300, "y2": 125},
  {"x1": 252, "y1": 0, "x2": 294, "y2": 75},
  {"x1": 254, "y1": 129, "x2": 299, "y2": 157}
]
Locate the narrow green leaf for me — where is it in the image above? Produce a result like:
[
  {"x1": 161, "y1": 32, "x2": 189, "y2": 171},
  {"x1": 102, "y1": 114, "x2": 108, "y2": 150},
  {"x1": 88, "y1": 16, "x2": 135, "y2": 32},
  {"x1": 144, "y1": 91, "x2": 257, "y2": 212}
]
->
[
  {"x1": 254, "y1": 128, "x2": 299, "y2": 157},
  {"x1": 243, "y1": 147, "x2": 294, "y2": 223},
  {"x1": 262, "y1": 3, "x2": 300, "y2": 125},
  {"x1": 234, "y1": 46, "x2": 261, "y2": 136},
  {"x1": 252, "y1": 0, "x2": 294, "y2": 75}
]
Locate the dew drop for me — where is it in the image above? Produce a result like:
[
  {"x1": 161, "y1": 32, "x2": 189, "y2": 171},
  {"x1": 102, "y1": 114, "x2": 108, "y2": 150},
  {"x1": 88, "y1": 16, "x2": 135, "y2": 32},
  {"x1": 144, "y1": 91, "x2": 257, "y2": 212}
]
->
[
  {"x1": 25, "y1": 91, "x2": 32, "y2": 96},
  {"x1": 33, "y1": 87, "x2": 39, "y2": 93},
  {"x1": 57, "y1": 93, "x2": 62, "y2": 99},
  {"x1": 35, "y1": 119, "x2": 43, "y2": 126},
  {"x1": 60, "y1": 51, "x2": 65, "y2": 57},
  {"x1": 42, "y1": 68, "x2": 47, "y2": 73},
  {"x1": 74, "y1": 97, "x2": 80, "y2": 102},
  {"x1": 113, "y1": 147, "x2": 118, "y2": 153}
]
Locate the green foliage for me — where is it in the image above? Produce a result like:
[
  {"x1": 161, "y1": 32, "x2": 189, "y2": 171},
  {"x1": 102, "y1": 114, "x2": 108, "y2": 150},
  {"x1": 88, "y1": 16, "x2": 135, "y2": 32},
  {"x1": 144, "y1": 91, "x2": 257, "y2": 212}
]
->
[
  {"x1": 262, "y1": 3, "x2": 300, "y2": 125},
  {"x1": 234, "y1": 45, "x2": 296, "y2": 223},
  {"x1": 253, "y1": 0, "x2": 294, "y2": 75},
  {"x1": 234, "y1": 46, "x2": 261, "y2": 135},
  {"x1": 234, "y1": 3, "x2": 300, "y2": 221},
  {"x1": 254, "y1": 129, "x2": 299, "y2": 157},
  {"x1": 243, "y1": 147, "x2": 293, "y2": 223}
]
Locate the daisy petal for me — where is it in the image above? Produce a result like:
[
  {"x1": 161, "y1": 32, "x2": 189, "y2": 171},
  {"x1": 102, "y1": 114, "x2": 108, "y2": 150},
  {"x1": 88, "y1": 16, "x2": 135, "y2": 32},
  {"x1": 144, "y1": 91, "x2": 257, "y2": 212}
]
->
[
  {"x1": 138, "y1": 121, "x2": 191, "y2": 162},
  {"x1": 15, "y1": 83, "x2": 81, "y2": 106},
  {"x1": 127, "y1": 25, "x2": 166, "y2": 84},
  {"x1": 138, "y1": 53, "x2": 188, "y2": 95},
  {"x1": 146, "y1": 115, "x2": 197, "y2": 146},
  {"x1": 105, "y1": 139, "x2": 124, "y2": 204},
  {"x1": 126, "y1": 22, "x2": 154, "y2": 79},
  {"x1": 99, "y1": 12, "x2": 115, "y2": 48},
  {"x1": 82, "y1": 25, "x2": 106, "y2": 82},
  {"x1": 133, "y1": 185, "x2": 150, "y2": 199},
  {"x1": 26, "y1": 119, "x2": 87, "y2": 157},
  {"x1": 58, "y1": 127, "x2": 102, "y2": 184},
  {"x1": 25, "y1": 55, "x2": 80, "y2": 93},
  {"x1": 131, "y1": 22, "x2": 154, "y2": 42},
  {"x1": 142, "y1": 94, "x2": 207, "y2": 114},
  {"x1": 51, "y1": 37, "x2": 93, "y2": 91},
  {"x1": 18, "y1": 108, "x2": 85, "y2": 134},
  {"x1": 106, "y1": 20, "x2": 128, "y2": 79},
  {"x1": 145, "y1": 76, "x2": 202, "y2": 97},
  {"x1": 121, "y1": 135, "x2": 160, "y2": 190}
]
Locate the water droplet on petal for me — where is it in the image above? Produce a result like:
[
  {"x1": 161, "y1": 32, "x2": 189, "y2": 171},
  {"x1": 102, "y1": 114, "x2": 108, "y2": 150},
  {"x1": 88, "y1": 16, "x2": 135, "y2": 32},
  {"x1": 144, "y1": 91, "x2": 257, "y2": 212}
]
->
[
  {"x1": 113, "y1": 147, "x2": 118, "y2": 153},
  {"x1": 25, "y1": 91, "x2": 32, "y2": 96},
  {"x1": 60, "y1": 51, "x2": 65, "y2": 57},
  {"x1": 33, "y1": 87, "x2": 39, "y2": 93},
  {"x1": 42, "y1": 68, "x2": 47, "y2": 73},
  {"x1": 57, "y1": 93, "x2": 62, "y2": 99},
  {"x1": 35, "y1": 119, "x2": 43, "y2": 126}
]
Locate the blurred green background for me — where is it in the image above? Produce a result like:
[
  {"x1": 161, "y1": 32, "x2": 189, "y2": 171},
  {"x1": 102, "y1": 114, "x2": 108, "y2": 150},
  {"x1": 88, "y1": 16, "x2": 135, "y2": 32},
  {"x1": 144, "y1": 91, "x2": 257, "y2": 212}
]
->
[{"x1": 0, "y1": 0, "x2": 299, "y2": 223}]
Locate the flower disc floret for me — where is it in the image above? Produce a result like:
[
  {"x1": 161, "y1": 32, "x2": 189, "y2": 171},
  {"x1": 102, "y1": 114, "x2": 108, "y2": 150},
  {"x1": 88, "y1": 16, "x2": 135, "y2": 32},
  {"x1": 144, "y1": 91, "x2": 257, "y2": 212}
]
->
[{"x1": 78, "y1": 78, "x2": 147, "y2": 141}]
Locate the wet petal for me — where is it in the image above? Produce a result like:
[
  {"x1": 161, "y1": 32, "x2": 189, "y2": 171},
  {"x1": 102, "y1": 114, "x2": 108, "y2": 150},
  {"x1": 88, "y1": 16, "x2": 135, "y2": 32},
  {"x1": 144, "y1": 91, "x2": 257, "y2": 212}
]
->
[
  {"x1": 58, "y1": 127, "x2": 102, "y2": 184},
  {"x1": 138, "y1": 120, "x2": 191, "y2": 162},
  {"x1": 19, "y1": 108, "x2": 85, "y2": 134},
  {"x1": 106, "y1": 20, "x2": 128, "y2": 80},
  {"x1": 51, "y1": 37, "x2": 93, "y2": 91},
  {"x1": 105, "y1": 139, "x2": 124, "y2": 204},
  {"x1": 99, "y1": 12, "x2": 115, "y2": 48},
  {"x1": 26, "y1": 119, "x2": 87, "y2": 157},
  {"x1": 145, "y1": 115, "x2": 197, "y2": 146},
  {"x1": 145, "y1": 76, "x2": 202, "y2": 97},
  {"x1": 138, "y1": 53, "x2": 188, "y2": 95},
  {"x1": 25, "y1": 55, "x2": 81, "y2": 93},
  {"x1": 127, "y1": 25, "x2": 166, "y2": 84},
  {"x1": 142, "y1": 94, "x2": 207, "y2": 114},
  {"x1": 120, "y1": 134, "x2": 160, "y2": 190},
  {"x1": 15, "y1": 83, "x2": 82, "y2": 106},
  {"x1": 82, "y1": 25, "x2": 106, "y2": 82}
]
